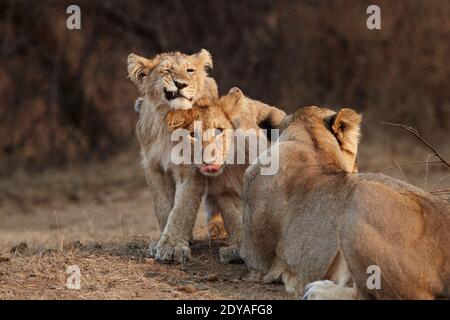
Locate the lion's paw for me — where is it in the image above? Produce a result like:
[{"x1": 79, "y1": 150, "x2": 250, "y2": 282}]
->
[
  {"x1": 150, "y1": 238, "x2": 191, "y2": 264},
  {"x1": 219, "y1": 245, "x2": 243, "y2": 264},
  {"x1": 242, "y1": 270, "x2": 263, "y2": 283},
  {"x1": 148, "y1": 240, "x2": 158, "y2": 257},
  {"x1": 303, "y1": 280, "x2": 356, "y2": 300}
]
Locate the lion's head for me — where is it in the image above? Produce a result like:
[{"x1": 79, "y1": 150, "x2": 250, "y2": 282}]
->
[
  {"x1": 127, "y1": 49, "x2": 217, "y2": 110},
  {"x1": 279, "y1": 106, "x2": 362, "y2": 173},
  {"x1": 166, "y1": 86, "x2": 285, "y2": 176},
  {"x1": 166, "y1": 95, "x2": 236, "y2": 176}
]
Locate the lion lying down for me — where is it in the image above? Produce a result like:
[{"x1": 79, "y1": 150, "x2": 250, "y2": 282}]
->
[{"x1": 241, "y1": 106, "x2": 450, "y2": 299}]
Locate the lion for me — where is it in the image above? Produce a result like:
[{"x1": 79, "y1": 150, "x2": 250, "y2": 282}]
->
[
  {"x1": 128, "y1": 49, "x2": 218, "y2": 110},
  {"x1": 127, "y1": 49, "x2": 218, "y2": 263},
  {"x1": 241, "y1": 106, "x2": 450, "y2": 299},
  {"x1": 167, "y1": 87, "x2": 286, "y2": 262}
]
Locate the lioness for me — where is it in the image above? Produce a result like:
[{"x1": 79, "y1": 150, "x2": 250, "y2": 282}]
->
[
  {"x1": 167, "y1": 87, "x2": 286, "y2": 262},
  {"x1": 127, "y1": 49, "x2": 218, "y2": 263},
  {"x1": 241, "y1": 106, "x2": 450, "y2": 299}
]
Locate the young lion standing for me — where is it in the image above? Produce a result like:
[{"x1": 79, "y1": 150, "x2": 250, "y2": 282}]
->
[{"x1": 127, "y1": 49, "x2": 218, "y2": 263}]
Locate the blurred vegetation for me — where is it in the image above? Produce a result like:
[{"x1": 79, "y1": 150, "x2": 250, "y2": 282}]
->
[{"x1": 0, "y1": 0, "x2": 449, "y2": 175}]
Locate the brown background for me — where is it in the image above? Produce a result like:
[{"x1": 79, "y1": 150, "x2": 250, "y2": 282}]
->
[
  {"x1": 1, "y1": 0, "x2": 449, "y2": 174},
  {"x1": 0, "y1": 0, "x2": 449, "y2": 299}
]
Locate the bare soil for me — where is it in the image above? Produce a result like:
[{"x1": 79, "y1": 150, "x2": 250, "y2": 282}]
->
[
  {"x1": 0, "y1": 142, "x2": 449, "y2": 300},
  {"x1": 0, "y1": 152, "x2": 290, "y2": 299}
]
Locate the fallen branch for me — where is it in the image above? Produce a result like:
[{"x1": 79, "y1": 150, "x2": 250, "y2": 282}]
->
[{"x1": 381, "y1": 122, "x2": 450, "y2": 170}]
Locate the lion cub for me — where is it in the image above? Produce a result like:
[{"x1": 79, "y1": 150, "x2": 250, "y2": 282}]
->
[{"x1": 167, "y1": 88, "x2": 286, "y2": 262}]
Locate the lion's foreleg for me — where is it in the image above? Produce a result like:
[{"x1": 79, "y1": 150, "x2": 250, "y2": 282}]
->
[
  {"x1": 145, "y1": 168, "x2": 175, "y2": 232},
  {"x1": 216, "y1": 195, "x2": 242, "y2": 246},
  {"x1": 145, "y1": 168, "x2": 175, "y2": 259},
  {"x1": 154, "y1": 172, "x2": 205, "y2": 263},
  {"x1": 214, "y1": 194, "x2": 243, "y2": 263}
]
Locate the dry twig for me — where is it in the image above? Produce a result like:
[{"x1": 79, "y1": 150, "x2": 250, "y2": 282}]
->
[
  {"x1": 379, "y1": 160, "x2": 445, "y2": 171},
  {"x1": 431, "y1": 188, "x2": 450, "y2": 195},
  {"x1": 381, "y1": 122, "x2": 450, "y2": 170},
  {"x1": 393, "y1": 158, "x2": 408, "y2": 182}
]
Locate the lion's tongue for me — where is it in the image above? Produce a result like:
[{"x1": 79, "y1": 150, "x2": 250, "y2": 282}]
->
[{"x1": 200, "y1": 164, "x2": 221, "y2": 174}]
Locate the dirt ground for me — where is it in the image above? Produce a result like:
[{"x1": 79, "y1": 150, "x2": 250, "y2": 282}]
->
[
  {"x1": 0, "y1": 152, "x2": 292, "y2": 299},
  {"x1": 0, "y1": 139, "x2": 449, "y2": 300}
]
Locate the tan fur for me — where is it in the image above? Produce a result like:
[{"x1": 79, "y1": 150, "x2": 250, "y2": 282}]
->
[
  {"x1": 128, "y1": 49, "x2": 218, "y2": 110},
  {"x1": 207, "y1": 211, "x2": 228, "y2": 239},
  {"x1": 127, "y1": 50, "x2": 218, "y2": 263},
  {"x1": 167, "y1": 88, "x2": 286, "y2": 262},
  {"x1": 241, "y1": 106, "x2": 450, "y2": 299}
]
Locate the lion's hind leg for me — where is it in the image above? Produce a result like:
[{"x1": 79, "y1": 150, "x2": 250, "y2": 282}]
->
[
  {"x1": 207, "y1": 211, "x2": 228, "y2": 240},
  {"x1": 204, "y1": 197, "x2": 228, "y2": 240},
  {"x1": 262, "y1": 259, "x2": 302, "y2": 296}
]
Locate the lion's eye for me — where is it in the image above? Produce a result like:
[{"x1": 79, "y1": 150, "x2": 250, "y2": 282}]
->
[
  {"x1": 215, "y1": 128, "x2": 224, "y2": 136},
  {"x1": 187, "y1": 68, "x2": 195, "y2": 73}
]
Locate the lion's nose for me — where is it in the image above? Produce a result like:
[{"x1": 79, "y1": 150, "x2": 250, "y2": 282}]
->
[{"x1": 174, "y1": 80, "x2": 188, "y2": 89}]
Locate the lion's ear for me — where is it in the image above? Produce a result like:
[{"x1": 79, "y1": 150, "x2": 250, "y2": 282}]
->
[
  {"x1": 127, "y1": 53, "x2": 159, "y2": 86},
  {"x1": 331, "y1": 108, "x2": 362, "y2": 171},
  {"x1": 220, "y1": 87, "x2": 244, "y2": 110},
  {"x1": 190, "y1": 49, "x2": 213, "y2": 72},
  {"x1": 227, "y1": 87, "x2": 244, "y2": 100},
  {"x1": 218, "y1": 87, "x2": 245, "y2": 127}
]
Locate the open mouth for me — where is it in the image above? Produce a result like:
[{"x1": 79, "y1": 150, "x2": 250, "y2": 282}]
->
[
  {"x1": 199, "y1": 163, "x2": 223, "y2": 175},
  {"x1": 164, "y1": 88, "x2": 191, "y2": 102}
]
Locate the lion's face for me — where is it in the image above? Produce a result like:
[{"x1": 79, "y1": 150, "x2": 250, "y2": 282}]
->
[
  {"x1": 166, "y1": 98, "x2": 234, "y2": 176},
  {"x1": 128, "y1": 49, "x2": 213, "y2": 110},
  {"x1": 192, "y1": 108, "x2": 233, "y2": 177}
]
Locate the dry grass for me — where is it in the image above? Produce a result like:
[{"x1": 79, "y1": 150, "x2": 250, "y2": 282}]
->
[
  {"x1": 0, "y1": 152, "x2": 290, "y2": 300},
  {"x1": 358, "y1": 129, "x2": 450, "y2": 202},
  {"x1": 0, "y1": 139, "x2": 449, "y2": 300},
  {"x1": 0, "y1": 239, "x2": 290, "y2": 300}
]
